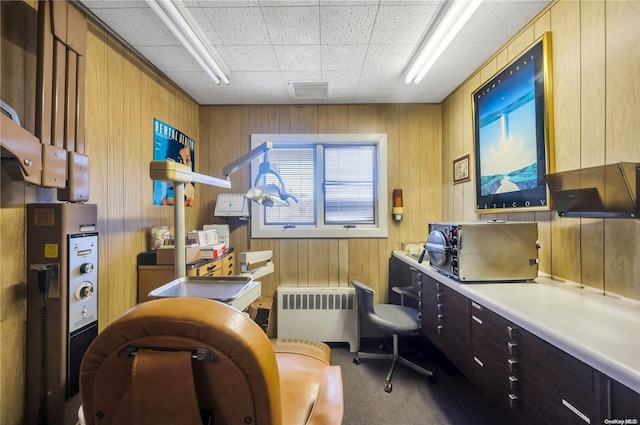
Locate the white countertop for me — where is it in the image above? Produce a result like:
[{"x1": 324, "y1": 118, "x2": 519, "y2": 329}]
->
[{"x1": 392, "y1": 251, "x2": 640, "y2": 394}]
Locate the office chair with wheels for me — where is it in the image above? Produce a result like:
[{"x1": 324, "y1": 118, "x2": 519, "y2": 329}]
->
[{"x1": 351, "y1": 279, "x2": 436, "y2": 393}]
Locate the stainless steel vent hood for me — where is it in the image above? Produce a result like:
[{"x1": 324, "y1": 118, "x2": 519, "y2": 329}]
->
[{"x1": 545, "y1": 162, "x2": 639, "y2": 218}]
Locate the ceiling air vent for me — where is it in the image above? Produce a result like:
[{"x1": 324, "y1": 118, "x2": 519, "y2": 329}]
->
[{"x1": 289, "y1": 81, "x2": 329, "y2": 99}]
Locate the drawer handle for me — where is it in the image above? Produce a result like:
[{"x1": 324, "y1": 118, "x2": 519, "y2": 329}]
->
[
  {"x1": 509, "y1": 393, "x2": 519, "y2": 408},
  {"x1": 473, "y1": 356, "x2": 484, "y2": 367},
  {"x1": 509, "y1": 375, "x2": 519, "y2": 390},
  {"x1": 437, "y1": 314, "x2": 444, "y2": 324},
  {"x1": 508, "y1": 325, "x2": 519, "y2": 338},
  {"x1": 561, "y1": 399, "x2": 590, "y2": 423},
  {"x1": 437, "y1": 325, "x2": 444, "y2": 334},
  {"x1": 508, "y1": 342, "x2": 518, "y2": 355},
  {"x1": 471, "y1": 301, "x2": 482, "y2": 311},
  {"x1": 437, "y1": 303, "x2": 444, "y2": 313},
  {"x1": 472, "y1": 315, "x2": 483, "y2": 325},
  {"x1": 436, "y1": 293, "x2": 444, "y2": 302},
  {"x1": 508, "y1": 358, "x2": 518, "y2": 372},
  {"x1": 207, "y1": 265, "x2": 218, "y2": 271}
]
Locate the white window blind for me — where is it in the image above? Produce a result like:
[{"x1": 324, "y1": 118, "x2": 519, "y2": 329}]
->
[{"x1": 250, "y1": 133, "x2": 388, "y2": 239}]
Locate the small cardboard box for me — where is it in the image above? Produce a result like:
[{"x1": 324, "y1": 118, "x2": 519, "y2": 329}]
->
[
  {"x1": 187, "y1": 229, "x2": 218, "y2": 247},
  {"x1": 156, "y1": 244, "x2": 201, "y2": 265},
  {"x1": 249, "y1": 296, "x2": 273, "y2": 333},
  {"x1": 200, "y1": 242, "x2": 226, "y2": 259}
]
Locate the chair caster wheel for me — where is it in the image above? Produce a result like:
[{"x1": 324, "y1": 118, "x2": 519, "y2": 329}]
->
[
  {"x1": 353, "y1": 358, "x2": 361, "y2": 365},
  {"x1": 384, "y1": 383, "x2": 392, "y2": 393},
  {"x1": 428, "y1": 373, "x2": 438, "y2": 384}
]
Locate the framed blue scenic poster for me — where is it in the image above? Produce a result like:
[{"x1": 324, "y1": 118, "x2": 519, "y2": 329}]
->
[
  {"x1": 473, "y1": 32, "x2": 554, "y2": 213},
  {"x1": 152, "y1": 118, "x2": 195, "y2": 206}
]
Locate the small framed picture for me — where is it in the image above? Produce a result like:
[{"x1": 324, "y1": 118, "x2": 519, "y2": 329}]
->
[{"x1": 453, "y1": 154, "x2": 470, "y2": 184}]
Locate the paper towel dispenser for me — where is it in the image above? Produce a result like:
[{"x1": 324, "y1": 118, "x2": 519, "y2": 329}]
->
[{"x1": 545, "y1": 162, "x2": 639, "y2": 218}]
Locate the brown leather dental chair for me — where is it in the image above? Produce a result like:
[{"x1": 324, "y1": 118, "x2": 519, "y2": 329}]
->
[{"x1": 78, "y1": 297, "x2": 343, "y2": 425}]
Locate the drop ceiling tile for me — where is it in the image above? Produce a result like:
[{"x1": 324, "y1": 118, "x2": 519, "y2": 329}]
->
[
  {"x1": 262, "y1": 7, "x2": 321, "y2": 44},
  {"x1": 80, "y1": 0, "x2": 146, "y2": 8},
  {"x1": 184, "y1": 7, "x2": 224, "y2": 45},
  {"x1": 327, "y1": 90, "x2": 356, "y2": 103},
  {"x1": 274, "y1": 45, "x2": 321, "y2": 71},
  {"x1": 361, "y1": 44, "x2": 414, "y2": 79},
  {"x1": 255, "y1": 90, "x2": 295, "y2": 104},
  {"x1": 321, "y1": 1, "x2": 378, "y2": 5},
  {"x1": 370, "y1": 3, "x2": 440, "y2": 45},
  {"x1": 243, "y1": 71, "x2": 286, "y2": 90},
  {"x1": 197, "y1": 1, "x2": 260, "y2": 7},
  {"x1": 282, "y1": 70, "x2": 323, "y2": 82},
  {"x1": 90, "y1": 8, "x2": 177, "y2": 47},
  {"x1": 136, "y1": 46, "x2": 202, "y2": 73},
  {"x1": 261, "y1": 0, "x2": 319, "y2": 6},
  {"x1": 200, "y1": 7, "x2": 270, "y2": 45},
  {"x1": 321, "y1": 45, "x2": 368, "y2": 71},
  {"x1": 226, "y1": 45, "x2": 280, "y2": 71},
  {"x1": 321, "y1": 70, "x2": 361, "y2": 89},
  {"x1": 320, "y1": 5, "x2": 378, "y2": 44},
  {"x1": 354, "y1": 89, "x2": 390, "y2": 103},
  {"x1": 165, "y1": 71, "x2": 229, "y2": 103}
]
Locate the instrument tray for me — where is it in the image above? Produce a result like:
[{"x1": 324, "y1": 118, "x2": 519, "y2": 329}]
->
[{"x1": 149, "y1": 276, "x2": 253, "y2": 302}]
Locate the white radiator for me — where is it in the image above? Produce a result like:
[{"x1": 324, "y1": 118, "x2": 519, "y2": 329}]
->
[{"x1": 277, "y1": 287, "x2": 359, "y2": 352}]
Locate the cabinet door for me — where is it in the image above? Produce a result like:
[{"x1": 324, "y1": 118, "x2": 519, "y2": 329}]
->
[
  {"x1": 609, "y1": 378, "x2": 640, "y2": 420},
  {"x1": 420, "y1": 275, "x2": 470, "y2": 375}
]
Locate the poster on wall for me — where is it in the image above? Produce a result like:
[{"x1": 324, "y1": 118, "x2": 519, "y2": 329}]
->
[
  {"x1": 473, "y1": 32, "x2": 554, "y2": 213},
  {"x1": 152, "y1": 118, "x2": 196, "y2": 206}
]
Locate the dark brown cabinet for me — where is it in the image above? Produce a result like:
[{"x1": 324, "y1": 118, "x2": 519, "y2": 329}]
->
[
  {"x1": 391, "y1": 254, "x2": 640, "y2": 425},
  {"x1": 420, "y1": 274, "x2": 470, "y2": 376},
  {"x1": 469, "y1": 301, "x2": 599, "y2": 424}
]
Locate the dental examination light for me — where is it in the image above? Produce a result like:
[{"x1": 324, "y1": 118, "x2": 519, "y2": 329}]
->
[{"x1": 222, "y1": 141, "x2": 298, "y2": 207}]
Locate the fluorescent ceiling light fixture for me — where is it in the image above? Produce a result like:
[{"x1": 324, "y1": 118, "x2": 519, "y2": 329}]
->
[
  {"x1": 405, "y1": 0, "x2": 483, "y2": 85},
  {"x1": 146, "y1": 0, "x2": 229, "y2": 85}
]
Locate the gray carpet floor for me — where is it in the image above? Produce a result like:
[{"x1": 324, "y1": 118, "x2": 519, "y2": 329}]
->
[{"x1": 331, "y1": 342, "x2": 513, "y2": 425}]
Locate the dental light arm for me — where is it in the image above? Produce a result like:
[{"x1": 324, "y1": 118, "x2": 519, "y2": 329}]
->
[{"x1": 222, "y1": 141, "x2": 272, "y2": 180}]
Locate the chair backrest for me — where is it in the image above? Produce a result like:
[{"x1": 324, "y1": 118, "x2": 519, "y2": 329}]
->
[
  {"x1": 79, "y1": 297, "x2": 283, "y2": 425},
  {"x1": 350, "y1": 280, "x2": 376, "y2": 315}
]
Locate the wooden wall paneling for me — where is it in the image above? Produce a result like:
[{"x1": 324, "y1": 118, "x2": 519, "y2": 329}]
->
[
  {"x1": 460, "y1": 84, "x2": 474, "y2": 222},
  {"x1": 327, "y1": 239, "x2": 340, "y2": 286},
  {"x1": 279, "y1": 239, "x2": 299, "y2": 286},
  {"x1": 579, "y1": 1, "x2": 606, "y2": 291},
  {"x1": 385, "y1": 104, "x2": 402, "y2": 249},
  {"x1": 602, "y1": 1, "x2": 640, "y2": 299},
  {"x1": 450, "y1": 90, "x2": 465, "y2": 222},
  {"x1": 308, "y1": 239, "x2": 329, "y2": 285},
  {"x1": 441, "y1": 99, "x2": 453, "y2": 219},
  {"x1": 296, "y1": 239, "x2": 310, "y2": 286},
  {"x1": 348, "y1": 238, "x2": 373, "y2": 297},
  {"x1": 85, "y1": 23, "x2": 111, "y2": 328},
  {"x1": 403, "y1": 105, "x2": 423, "y2": 242},
  {"x1": 0, "y1": 9, "x2": 35, "y2": 421},
  {"x1": 338, "y1": 238, "x2": 349, "y2": 286},
  {"x1": 107, "y1": 34, "x2": 127, "y2": 318},
  {"x1": 122, "y1": 48, "x2": 144, "y2": 305},
  {"x1": 550, "y1": 1, "x2": 582, "y2": 282}
]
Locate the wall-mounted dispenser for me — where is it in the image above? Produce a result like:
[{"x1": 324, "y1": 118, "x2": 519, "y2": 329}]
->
[{"x1": 392, "y1": 189, "x2": 403, "y2": 221}]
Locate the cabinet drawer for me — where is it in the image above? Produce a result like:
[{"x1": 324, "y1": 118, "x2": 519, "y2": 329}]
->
[
  {"x1": 470, "y1": 301, "x2": 512, "y2": 353},
  {"x1": 515, "y1": 326, "x2": 595, "y2": 403}
]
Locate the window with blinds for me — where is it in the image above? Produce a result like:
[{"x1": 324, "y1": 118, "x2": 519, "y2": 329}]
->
[{"x1": 250, "y1": 134, "x2": 388, "y2": 239}]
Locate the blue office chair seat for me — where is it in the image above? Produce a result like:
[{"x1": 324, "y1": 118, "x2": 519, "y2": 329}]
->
[{"x1": 351, "y1": 280, "x2": 436, "y2": 393}]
